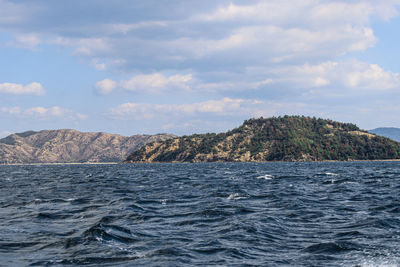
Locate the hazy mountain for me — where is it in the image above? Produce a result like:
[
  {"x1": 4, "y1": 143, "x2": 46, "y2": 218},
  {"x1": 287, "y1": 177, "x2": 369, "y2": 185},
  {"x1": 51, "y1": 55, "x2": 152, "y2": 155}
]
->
[
  {"x1": 126, "y1": 116, "x2": 400, "y2": 163},
  {"x1": 0, "y1": 129, "x2": 175, "y2": 164},
  {"x1": 369, "y1": 127, "x2": 400, "y2": 142}
]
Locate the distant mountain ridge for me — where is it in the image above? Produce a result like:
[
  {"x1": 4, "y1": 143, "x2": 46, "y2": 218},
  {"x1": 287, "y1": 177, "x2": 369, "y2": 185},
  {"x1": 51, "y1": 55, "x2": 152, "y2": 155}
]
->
[
  {"x1": 0, "y1": 129, "x2": 175, "y2": 164},
  {"x1": 369, "y1": 127, "x2": 400, "y2": 142},
  {"x1": 126, "y1": 116, "x2": 400, "y2": 163}
]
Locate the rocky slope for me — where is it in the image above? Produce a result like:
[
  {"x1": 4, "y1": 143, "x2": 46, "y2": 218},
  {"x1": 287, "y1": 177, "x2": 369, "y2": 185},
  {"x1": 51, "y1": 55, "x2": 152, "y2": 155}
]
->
[
  {"x1": 369, "y1": 127, "x2": 400, "y2": 142},
  {"x1": 126, "y1": 116, "x2": 400, "y2": 163},
  {"x1": 0, "y1": 129, "x2": 175, "y2": 163}
]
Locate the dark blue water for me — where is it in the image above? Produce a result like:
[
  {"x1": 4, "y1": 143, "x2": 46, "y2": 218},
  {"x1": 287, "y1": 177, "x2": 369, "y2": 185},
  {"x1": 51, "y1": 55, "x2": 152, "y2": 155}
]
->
[{"x1": 0, "y1": 162, "x2": 399, "y2": 266}]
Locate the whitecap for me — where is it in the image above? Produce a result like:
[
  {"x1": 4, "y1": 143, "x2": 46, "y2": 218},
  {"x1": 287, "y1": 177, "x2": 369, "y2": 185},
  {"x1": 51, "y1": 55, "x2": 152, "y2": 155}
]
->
[
  {"x1": 256, "y1": 174, "x2": 274, "y2": 180},
  {"x1": 227, "y1": 193, "x2": 248, "y2": 200},
  {"x1": 325, "y1": 172, "x2": 338, "y2": 176},
  {"x1": 358, "y1": 256, "x2": 399, "y2": 267}
]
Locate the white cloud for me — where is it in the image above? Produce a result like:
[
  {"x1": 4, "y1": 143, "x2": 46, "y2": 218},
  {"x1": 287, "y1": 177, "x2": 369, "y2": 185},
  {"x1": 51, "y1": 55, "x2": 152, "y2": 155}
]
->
[
  {"x1": 344, "y1": 62, "x2": 400, "y2": 90},
  {"x1": 0, "y1": 106, "x2": 87, "y2": 120},
  {"x1": 106, "y1": 98, "x2": 314, "y2": 134},
  {"x1": 169, "y1": 24, "x2": 376, "y2": 62},
  {"x1": 0, "y1": 0, "x2": 28, "y2": 24},
  {"x1": 0, "y1": 82, "x2": 45, "y2": 95},
  {"x1": 96, "y1": 59, "x2": 400, "y2": 97},
  {"x1": 120, "y1": 73, "x2": 193, "y2": 93},
  {"x1": 0, "y1": 1, "x2": 400, "y2": 132},
  {"x1": 91, "y1": 59, "x2": 106, "y2": 70},
  {"x1": 0, "y1": 106, "x2": 21, "y2": 115},
  {"x1": 25, "y1": 106, "x2": 66, "y2": 117},
  {"x1": 110, "y1": 98, "x2": 284, "y2": 118},
  {"x1": 6, "y1": 0, "x2": 392, "y2": 74},
  {"x1": 53, "y1": 37, "x2": 111, "y2": 57},
  {"x1": 95, "y1": 79, "x2": 117, "y2": 94},
  {"x1": 268, "y1": 60, "x2": 400, "y2": 92},
  {"x1": 198, "y1": 1, "x2": 398, "y2": 25},
  {"x1": 76, "y1": 113, "x2": 88, "y2": 120},
  {"x1": 104, "y1": 21, "x2": 168, "y2": 35},
  {"x1": 7, "y1": 33, "x2": 41, "y2": 49},
  {"x1": 96, "y1": 73, "x2": 193, "y2": 94}
]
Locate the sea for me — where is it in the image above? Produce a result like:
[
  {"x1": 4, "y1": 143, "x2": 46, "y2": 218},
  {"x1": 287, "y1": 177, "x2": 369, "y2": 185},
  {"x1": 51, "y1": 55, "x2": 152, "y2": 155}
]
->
[{"x1": 0, "y1": 162, "x2": 399, "y2": 266}]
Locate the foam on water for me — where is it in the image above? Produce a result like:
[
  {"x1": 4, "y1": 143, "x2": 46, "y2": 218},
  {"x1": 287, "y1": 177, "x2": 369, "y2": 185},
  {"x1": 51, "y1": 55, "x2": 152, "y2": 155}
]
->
[
  {"x1": 357, "y1": 256, "x2": 399, "y2": 267},
  {"x1": 325, "y1": 172, "x2": 338, "y2": 176},
  {"x1": 256, "y1": 174, "x2": 274, "y2": 180},
  {"x1": 227, "y1": 193, "x2": 248, "y2": 200}
]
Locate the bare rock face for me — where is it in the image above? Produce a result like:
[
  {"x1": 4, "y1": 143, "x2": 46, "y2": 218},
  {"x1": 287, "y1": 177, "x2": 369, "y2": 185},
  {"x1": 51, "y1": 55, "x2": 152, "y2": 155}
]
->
[{"x1": 0, "y1": 129, "x2": 175, "y2": 163}]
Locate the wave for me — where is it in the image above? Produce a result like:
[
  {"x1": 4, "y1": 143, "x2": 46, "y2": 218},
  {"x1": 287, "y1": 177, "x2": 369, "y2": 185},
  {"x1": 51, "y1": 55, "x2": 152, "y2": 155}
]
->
[{"x1": 256, "y1": 174, "x2": 274, "y2": 180}]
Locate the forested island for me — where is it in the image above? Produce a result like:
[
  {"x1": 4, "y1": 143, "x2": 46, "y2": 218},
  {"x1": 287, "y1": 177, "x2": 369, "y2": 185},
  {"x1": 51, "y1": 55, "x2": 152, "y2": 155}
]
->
[{"x1": 126, "y1": 116, "x2": 400, "y2": 163}]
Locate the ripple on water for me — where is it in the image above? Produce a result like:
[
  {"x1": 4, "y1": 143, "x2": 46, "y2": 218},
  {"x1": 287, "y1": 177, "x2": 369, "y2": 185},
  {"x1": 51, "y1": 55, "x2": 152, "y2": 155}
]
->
[{"x1": 0, "y1": 161, "x2": 399, "y2": 266}]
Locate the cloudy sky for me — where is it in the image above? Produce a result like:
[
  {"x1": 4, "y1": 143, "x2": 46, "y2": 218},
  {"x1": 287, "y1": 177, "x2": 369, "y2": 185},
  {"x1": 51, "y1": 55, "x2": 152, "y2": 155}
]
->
[{"x1": 1, "y1": 0, "x2": 400, "y2": 137}]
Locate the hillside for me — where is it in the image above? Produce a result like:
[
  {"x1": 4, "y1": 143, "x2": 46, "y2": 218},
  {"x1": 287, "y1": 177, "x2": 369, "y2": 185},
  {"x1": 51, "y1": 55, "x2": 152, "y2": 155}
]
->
[
  {"x1": 0, "y1": 130, "x2": 175, "y2": 164},
  {"x1": 126, "y1": 116, "x2": 400, "y2": 163},
  {"x1": 369, "y1": 127, "x2": 400, "y2": 142}
]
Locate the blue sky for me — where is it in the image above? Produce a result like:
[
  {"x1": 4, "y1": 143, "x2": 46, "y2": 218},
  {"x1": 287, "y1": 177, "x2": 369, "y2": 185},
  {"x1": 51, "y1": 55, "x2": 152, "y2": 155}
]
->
[{"x1": 1, "y1": 0, "x2": 400, "y2": 137}]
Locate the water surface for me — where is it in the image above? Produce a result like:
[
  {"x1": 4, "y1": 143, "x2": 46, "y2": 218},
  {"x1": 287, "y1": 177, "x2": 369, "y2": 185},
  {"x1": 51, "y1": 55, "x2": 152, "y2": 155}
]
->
[{"x1": 0, "y1": 162, "x2": 399, "y2": 266}]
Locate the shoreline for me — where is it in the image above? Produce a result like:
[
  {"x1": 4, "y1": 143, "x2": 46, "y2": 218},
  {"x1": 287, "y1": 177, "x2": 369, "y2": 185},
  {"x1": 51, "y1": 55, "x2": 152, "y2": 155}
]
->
[
  {"x1": 125, "y1": 159, "x2": 400, "y2": 164},
  {"x1": 0, "y1": 162, "x2": 119, "y2": 166},
  {"x1": 1, "y1": 159, "x2": 400, "y2": 166}
]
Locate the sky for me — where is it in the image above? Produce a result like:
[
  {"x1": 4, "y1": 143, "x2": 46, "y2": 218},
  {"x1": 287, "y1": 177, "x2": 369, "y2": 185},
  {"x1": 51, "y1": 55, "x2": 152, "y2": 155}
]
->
[{"x1": 1, "y1": 0, "x2": 400, "y2": 137}]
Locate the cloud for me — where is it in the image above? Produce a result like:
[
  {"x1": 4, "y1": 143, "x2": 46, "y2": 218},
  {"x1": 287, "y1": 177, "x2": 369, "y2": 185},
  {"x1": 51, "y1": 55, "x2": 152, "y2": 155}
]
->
[
  {"x1": 120, "y1": 73, "x2": 193, "y2": 93},
  {"x1": 0, "y1": 0, "x2": 400, "y2": 133},
  {"x1": 165, "y1": 24, "x2": 376, "y2": 66},
  {"x1": 0, "y1": 106, "x2": 87, "y2": 120},
  {"x1": 25, "y1": 106, "x2": 67, "y2": 117},
  {"x1": 197, "y1": 1, "x2": 399, "y2": 24},
  {"x1": 96, "y1": 73, "x2": 193, "y2": 94},
  {"x1": 91, "y1": 59, "x2": 107, "y2": 70},
  {"x1": 1, "y1": 1, "x2": 399, "y2": 98},
  {"x1": 106, "y1": 97, "x2": 312, "y2": 134},
  {"x1": 52, "y1": 37, "x2": 112, "y2": 57},
  {"x1": 267, "y1": 60, "x2": 400, "y2": 93},
  {"x1": 95, "y1": 59, "x2": 400, "y2": 100},
  {"x1": 95, "y1": 79, "x2": 117, "y2": 94},
  {"x1": 7, "y1": 33, "x2": 41, "y2": 49},
  {"x1": 0, "y1": 82, "x2": 45, "y2": 95},
  {"x1": 109, "y1": 97, "x2": 299, "y2": 119},
  {"x1": 109, "y1": 98, "x2": 247, "y2": 118},
  {"x1": 1, "y1": 0, "x2": 395, "y2": 72},
  {"x1": 103, "y1": 21, "x2": 169, "y2": 35},
  {"x1": 0, "y1": 106, "x2": 21, "y2": 115},
  {"x1": 344, "y1": 62, "x2": 400, "y2": 90},
  {"x1": 0, "y1": 0, "x2": 29, "y2": 25}
]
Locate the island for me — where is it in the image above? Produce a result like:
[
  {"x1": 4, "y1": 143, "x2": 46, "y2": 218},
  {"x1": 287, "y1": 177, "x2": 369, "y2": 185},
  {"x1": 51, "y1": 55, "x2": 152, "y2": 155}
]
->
[
  {"x1": 0, "y1": 129, "x2": 175, "y2": 164},
  {"x1": 126, "y1": 116, "x2": 400, "y2": 163}
]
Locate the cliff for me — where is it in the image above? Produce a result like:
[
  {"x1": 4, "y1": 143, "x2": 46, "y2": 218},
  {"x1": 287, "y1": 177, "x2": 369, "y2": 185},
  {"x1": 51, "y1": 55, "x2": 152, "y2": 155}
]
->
[
  {"x1": 0, "y1": 129, "x2": 175, "y2": 163},
  {"x1": 126, "y1": 116, "x2": 400, "y2": 163}
]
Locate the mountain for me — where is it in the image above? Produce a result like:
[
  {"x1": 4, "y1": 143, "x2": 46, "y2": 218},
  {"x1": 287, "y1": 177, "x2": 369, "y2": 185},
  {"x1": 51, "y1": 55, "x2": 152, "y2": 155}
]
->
[
  {"x1": 0, "y1": 129, "x2": 175, "y2": 164},
  {"x1": 126, "y1": 116, "x2": 400, "y2": 163},
  {"x1": 369, "y1": 127, "x2": 400, "y2": 142}
]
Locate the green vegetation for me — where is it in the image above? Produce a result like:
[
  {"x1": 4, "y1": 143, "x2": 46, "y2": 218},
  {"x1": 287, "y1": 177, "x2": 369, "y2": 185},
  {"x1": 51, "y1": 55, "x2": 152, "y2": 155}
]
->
[{"x1": 126, "y1": 116, "x2": 400, "y2": 162}]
